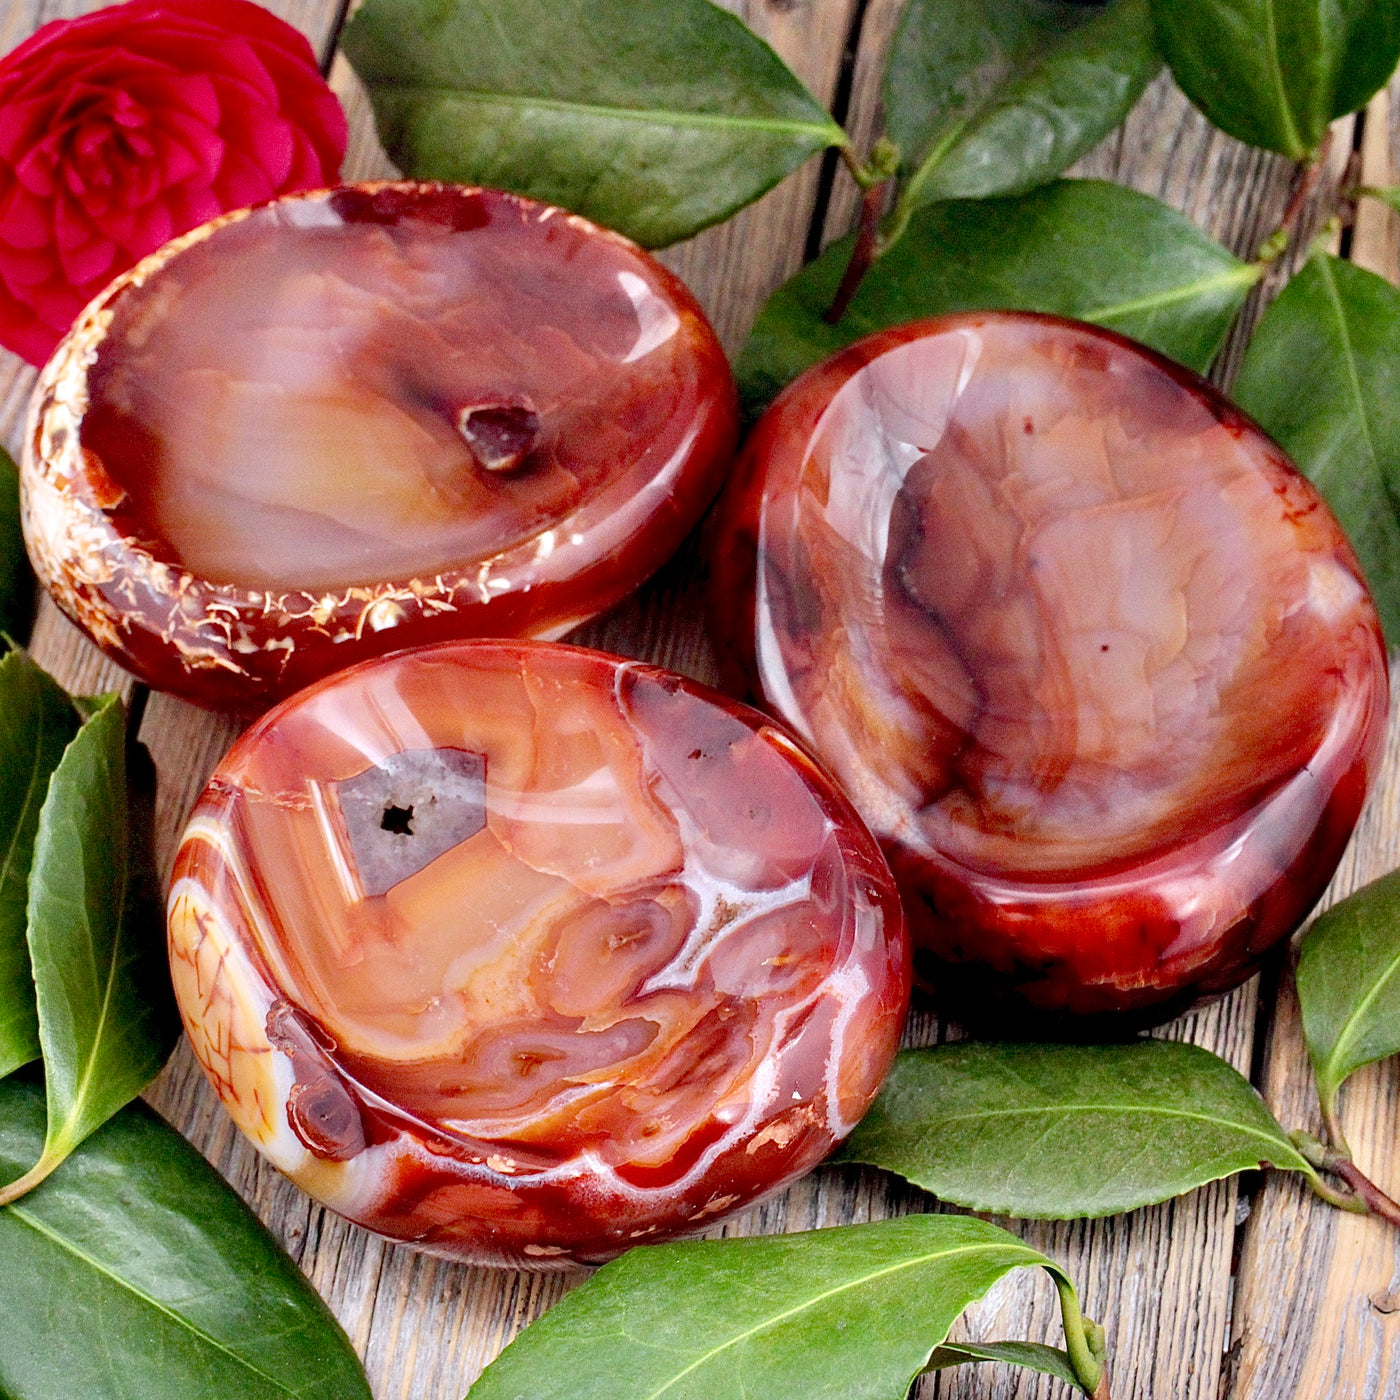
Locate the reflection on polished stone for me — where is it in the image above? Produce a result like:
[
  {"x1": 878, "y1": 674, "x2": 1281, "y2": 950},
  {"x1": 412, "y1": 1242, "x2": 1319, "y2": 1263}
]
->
[
  {"x1": 24, "y1": 183, "x2": 738, "y2": 708},
  {"x1": 711, "y1": 313, "x2": 1388, "y2": 1024},
  {"x1": 169, "y1": 640, "x2": 909, "y2": 1266}
]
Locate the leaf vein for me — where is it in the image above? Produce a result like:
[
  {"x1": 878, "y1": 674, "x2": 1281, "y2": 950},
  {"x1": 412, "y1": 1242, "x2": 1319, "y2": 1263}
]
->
[
  {"x1": 1083, "y1": 266, "x2": 1258, "y2": 322},
  {"x1": 366, "y1": 83, "x2": 840, "y2": 141},
  {"x1": 877, "y1": 1101, "x2": 1301, "y2": 1162},
  {"x1": 638, "y1": 1241, "x2": 1042, "y2": 1400},
  {"x1": 5, "y1": 1204, "x2": 306, "y2": 1396}
]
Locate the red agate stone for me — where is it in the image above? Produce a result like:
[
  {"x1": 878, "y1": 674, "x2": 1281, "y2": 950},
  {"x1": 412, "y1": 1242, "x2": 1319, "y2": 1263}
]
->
[
  {"x1": 168, "y1": 640, "x2": 908, "y2": 1265},
  {"x1": 22, "y1": 183, "x2": 738, "y2": 709},
  {"x1": 710, "y1": 313, "x2": 1388, "y2": 1024}
]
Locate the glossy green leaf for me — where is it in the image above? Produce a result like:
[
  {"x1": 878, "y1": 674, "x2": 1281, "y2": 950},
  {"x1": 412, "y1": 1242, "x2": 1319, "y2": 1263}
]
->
[
  {"x1": 1150, "y1": 0, "x2": 1400, "y2": 157},
  {"x1": 1233, "y1": 253, "x2": 1400, "y2": 643},
  {"x1": 925, "y1": 1341, "x2": 1082, "y2": 1389},
  {"x1": 0, "y1": 449, "x2": 32, "y2": 641},
  {"x1": 466, "y1": 1214, "x2": 1099, "y2": 1399},
  {"x1": 737, "y1": 178, "x2": 1258, "y2": 415},
  {"x1": 2, "y1": 694, "x2": 179, "y2": 1200},
  {"x1": 1297, "y1": 868, "x2": 1400, "y2": 1120},
  {"x1": 836, "y1": 1041, "x2": 1315, "y2": 1218},
  {"x1": 0, "y1": 652, "x2": 80, "y2": 1079},
  {"x1": 341, "y1": 0, "x2": 845, "y2": 248},
  {"x1": 886, "y1": 0, "x2": 1160, "y2": 216},
  {"x1": 1361, "y1": 184, "x2": 1400, "y2": 214},
  {"x1": 0, "y1": 1077, "x2": 372, "y2": 1400}
]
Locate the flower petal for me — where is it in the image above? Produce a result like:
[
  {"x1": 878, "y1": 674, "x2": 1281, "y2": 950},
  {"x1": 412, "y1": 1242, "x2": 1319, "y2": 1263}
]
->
[
  {"x1": 57, "y1": 234, "x2": 115, "y2": 287},
  {"x1": 123, "y1": 200, "x2": 173, "y2": 257},
  {"x1": 161, "y1": 109, "x2": 225, "y2": 183},
  {"x1": 0, "y1": 245, "x2": 56, "y2": 287},
  {"x1": 213, "y1": 147, "x2": 275, "y2": 209},
  {"x1": 0, "y1": 186, "x2": 51, "y2": 251},
  {"x1": 167, "y1": 186, "x2": 223, "y2": 232}
]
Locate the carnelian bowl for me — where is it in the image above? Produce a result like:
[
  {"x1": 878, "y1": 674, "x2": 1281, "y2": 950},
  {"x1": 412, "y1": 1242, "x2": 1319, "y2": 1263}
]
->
[
  {"x1": 168, "y1": 639, "x2": 909, "y2": 1266},
  {"x1": 22, "y1": 182, "x2": 738, "y2": 709},
  {"x1": 710, "y1": 312, "x2": 1388, "y2": 1026}
]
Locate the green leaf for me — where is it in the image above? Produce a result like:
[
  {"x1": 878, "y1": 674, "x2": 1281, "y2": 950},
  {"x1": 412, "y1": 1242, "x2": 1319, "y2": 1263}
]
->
[
  {"x1": 341, "y1": 0, "x2": 845, "y2": 248},
  {"x1": 886, "y1": 0, "x2": 1160, "y2": 216},
  {"x1": 925, "y1": 1340, "x2": 1083, "y2": 1389},
  {"x1": 0, "y1": 1077, "x2": 372, "y2": 1400},
  {"x1": 465, "y1": 1214, "x2": 1101, "y2": 1400},
  {"x1": 737, "y1": 178, "x2": 1258, "y2": 415},
  {"x1": 1296, "y1": 867, "x2": 1400, "y2": 1123},
  {"x1": 1150, "y1": 0, "x2": 1400, "y2": 157},
  {"x1": 1360, "y1": 184, "x2": 1400, "y2": 214},
  {"x1": 1233, "y1": 253, "x2": 1400, "y2": 644},
  {"x1": 0, "y1": 694, "x2": 179, "y2": 1202},
  {"x1": 0, "y1": 449, "x2": 32, "y2": 641},
  {"x1": 0, "y1": 652, "x2": 81, "y2": 1080},
  {"x1": 836, "y1": 1040, "x2": 1315, "y2": 1218}
]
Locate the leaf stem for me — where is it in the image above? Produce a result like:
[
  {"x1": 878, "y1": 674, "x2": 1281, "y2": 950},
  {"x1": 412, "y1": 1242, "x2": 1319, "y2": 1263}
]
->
[
  {"x1": 828, "y1": 179, "x2": 884, "y2": 320},
  {"x1": 1320, "y1": 1102, "x2": 1353, "y2": 1162},
  {"x1": 825, "y1": 175, "x2": 890, "y2": 324},
  {"x1": 1291, "y1": 1127, "x2": 1400, "y2": 1223},
  {"x1": 1279, "y1": 129, "x2": 1334, "y2": 243},
  {"x1": 838, "y1": 143, "x2": 876, "y2": 191},
  {"x1": 1331, "y1": 1158, "x2": 1400, "y2": 1229},
  {"x1": 825, "y1": 136, "x2": 901, "y2": 323},
  {"x1": 1356, "y1": 183, "x2": 1400, "y2": 212},
  {"x1": 0, "y1": 1146, "x2": 62, "y2": 1208},
  {"x1": 838, "y1": 134, "x2": 900, "y2": 192},
  {"x1": 1305, "y1": 1174, "x2": 1371, "y2": 1213},
  {"x1": 1053, "y1": 1273, "x2": 1109, "y2": 1399}
]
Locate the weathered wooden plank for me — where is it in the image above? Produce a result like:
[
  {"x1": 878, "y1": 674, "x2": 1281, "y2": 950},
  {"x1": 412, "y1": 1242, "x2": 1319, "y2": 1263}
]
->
[
  {"x1": 1354, "y1": 88, "x2": 1399, "y2": 280},
  {"x1": 819, "y1": 0, "x2": 899, "y2": 245},
  {"x1": 1226, "y1": 86, "x2": 1400, "y2": 1400}
]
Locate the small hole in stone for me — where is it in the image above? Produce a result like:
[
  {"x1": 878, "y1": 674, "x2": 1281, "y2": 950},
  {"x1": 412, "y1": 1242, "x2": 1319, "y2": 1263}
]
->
[
  {"x1": 458, "y1": 402, "x2": 541, "y2": 472},
  {"x1": 381, "y1": 803, "x2": 415, "y2": 835}
]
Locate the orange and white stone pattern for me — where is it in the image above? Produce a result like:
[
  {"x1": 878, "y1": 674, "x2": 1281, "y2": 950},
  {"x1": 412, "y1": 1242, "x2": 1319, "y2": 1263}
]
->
[
  {"x1": 710, "y1": 313, "x2": 1388, "y2": 1024},
  {"x1": 24, "y1": 183, "x2": 738, "y2": 709},
  {"x1": 169, "y1": 640, "x2": 909, "y2": 1266}
]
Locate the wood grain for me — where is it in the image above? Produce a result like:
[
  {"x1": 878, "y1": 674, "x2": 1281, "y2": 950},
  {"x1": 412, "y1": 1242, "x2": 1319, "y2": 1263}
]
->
[
  {"x1": 1, "y1": 2, "x2": 1398, "y2": 1398},
  {"x1": 1225, "y1": 85, "x2": 1400, "y2": 1400}
]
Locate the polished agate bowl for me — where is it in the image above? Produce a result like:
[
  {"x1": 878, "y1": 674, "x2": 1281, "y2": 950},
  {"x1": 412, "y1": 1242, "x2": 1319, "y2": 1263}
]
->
[
  {"x1": 22, "y1": 183, "x2": 738, "y2": 709},
  {"x1": 710, "y1": 313, "x2": 1388, "y2": 1024},
  {"x1": 168, "y1": 640, "x2": 909, "y2": 1265}
]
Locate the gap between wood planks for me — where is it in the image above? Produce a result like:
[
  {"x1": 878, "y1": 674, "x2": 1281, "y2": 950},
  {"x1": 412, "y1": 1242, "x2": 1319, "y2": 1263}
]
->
[{"x1": 802, "y1": 0, "x2": 874, "y2": 262}]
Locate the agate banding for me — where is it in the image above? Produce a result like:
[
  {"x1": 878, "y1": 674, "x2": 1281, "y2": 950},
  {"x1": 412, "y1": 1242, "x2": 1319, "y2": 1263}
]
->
[
  {"x1": 168, "y1": 640, "x2": 909, "y2": 1265},
  {"x1": 710, "y1": 313, "x2": 1388, "y2": 1023},
  {"x1": 22, "y1": 182, "x2": 738, "y2": 709}
]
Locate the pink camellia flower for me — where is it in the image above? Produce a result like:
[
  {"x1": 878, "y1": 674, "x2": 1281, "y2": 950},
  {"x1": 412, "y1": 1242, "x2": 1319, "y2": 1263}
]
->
[{"x1": 0, "y1": 0, "x2": 347, "y2": 365}]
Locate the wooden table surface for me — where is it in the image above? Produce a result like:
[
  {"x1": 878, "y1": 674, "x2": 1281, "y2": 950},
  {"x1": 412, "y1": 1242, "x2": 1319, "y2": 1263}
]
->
[{"x1": 4, "y1": 2, "x2": 1400, "y2": 1397}]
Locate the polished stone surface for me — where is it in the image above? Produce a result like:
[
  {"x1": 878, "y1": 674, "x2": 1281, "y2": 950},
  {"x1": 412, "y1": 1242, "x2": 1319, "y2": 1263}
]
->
[
  {"x1": 169, "y1": 640, "x2": 909, "y2": 1265},
  {"x1": 710, "y1": 313, "x2": 1388, "y2": 1022},
  {"x1": 24, "y1": 183, "x2": 737, "y2": 708}
]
